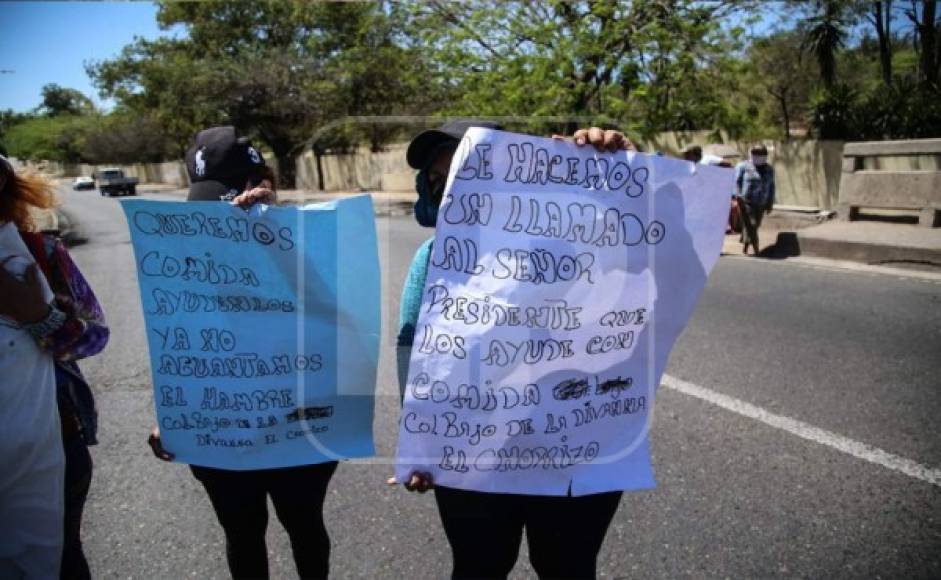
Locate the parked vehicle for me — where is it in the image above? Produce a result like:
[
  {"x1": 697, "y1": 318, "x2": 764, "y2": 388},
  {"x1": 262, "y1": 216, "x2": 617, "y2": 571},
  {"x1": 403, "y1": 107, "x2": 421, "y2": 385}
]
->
[
  {"x1": 72, "y1": 176, "x2": 95, "y2": 190},
  {"x1": 96, "y1": 168, "x2": 138, "y2": 197}
]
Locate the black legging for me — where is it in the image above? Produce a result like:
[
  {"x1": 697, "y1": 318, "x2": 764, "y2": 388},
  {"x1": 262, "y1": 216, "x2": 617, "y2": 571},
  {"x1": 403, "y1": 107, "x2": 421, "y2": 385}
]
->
[
  {"x1": 434, "y1": 486, "x2": 623, "y2": 580},
  {"x1": 191, "y1": 461, "x2": 338, "y2": 580},
  {"x1": 62, "y1": 437, "x2": 93, "y2": 580}
]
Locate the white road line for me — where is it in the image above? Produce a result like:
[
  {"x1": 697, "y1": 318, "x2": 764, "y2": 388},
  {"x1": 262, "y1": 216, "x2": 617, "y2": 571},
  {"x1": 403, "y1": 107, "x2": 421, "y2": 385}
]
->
[{"x1": 661, "y1": 374, "x2": 941, "y2": 488}]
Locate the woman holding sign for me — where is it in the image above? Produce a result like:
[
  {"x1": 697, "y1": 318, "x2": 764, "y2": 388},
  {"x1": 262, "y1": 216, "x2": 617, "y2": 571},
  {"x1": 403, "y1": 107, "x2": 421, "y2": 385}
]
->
[
  {"x1": 147, "y1": 126, "x2": 337, "y2": 580},
  {"x1": 395, "y1": 123, "x2": 635, "y2": 579}
]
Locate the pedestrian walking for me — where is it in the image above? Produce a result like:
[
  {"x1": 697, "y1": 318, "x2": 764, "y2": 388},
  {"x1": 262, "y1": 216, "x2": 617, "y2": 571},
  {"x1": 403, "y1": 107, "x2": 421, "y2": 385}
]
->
[{"x1": 734, "y1": 144, "x2": 775, "y2": 255}]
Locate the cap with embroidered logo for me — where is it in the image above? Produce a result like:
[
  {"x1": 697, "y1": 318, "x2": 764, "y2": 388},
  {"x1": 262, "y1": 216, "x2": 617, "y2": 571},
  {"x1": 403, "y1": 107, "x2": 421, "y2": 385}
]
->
[{"x1": 186, "y1": 126, "x2": 266, "y2": 201}]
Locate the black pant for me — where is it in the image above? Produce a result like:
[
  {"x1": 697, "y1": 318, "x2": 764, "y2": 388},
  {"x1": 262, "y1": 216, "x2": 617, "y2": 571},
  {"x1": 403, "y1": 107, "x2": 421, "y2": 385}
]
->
[
  {"x1": 737, "y1": 197, "x2": 764, "y2": 251},
  {"x1": 62, "y1": 438, "x2": 93, "y2": 580},
  {"x1": 190, "y1": 461, "x2": 338, "y2": 580},
  {"x1": 434, "y1": 486, "x2": 623, "y2": 580}
]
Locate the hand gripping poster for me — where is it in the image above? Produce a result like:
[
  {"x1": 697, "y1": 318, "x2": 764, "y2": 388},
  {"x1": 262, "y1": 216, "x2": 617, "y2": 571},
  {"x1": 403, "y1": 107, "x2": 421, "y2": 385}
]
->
[
  {"x1": 395, "y1": 129, "x2": 733, "y2": 495},
  {"x1": 123, "y1": 195, "x2": 379, "y2": 470}
]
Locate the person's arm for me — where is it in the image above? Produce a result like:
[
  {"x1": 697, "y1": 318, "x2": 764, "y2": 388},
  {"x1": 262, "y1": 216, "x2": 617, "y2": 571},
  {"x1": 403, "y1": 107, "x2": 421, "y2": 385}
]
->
[
  {"x1": 147, "y1": 426, "x2": 175, "y2": 461},
  {"x1": 397, "y1": 238, "x2": 434, "y2": 402},
  {"x1": 733, "y1": 163, "x2": 745, "y2": 197},
  {"x1": 33, "y1": 237, "x2": 109, "y2": 361},
  {"x1": 0, "y1": 260, "x2": 53, "y2": 326},
  {"x1": 766, "y1": 169, "x2": 775, "y2": 213}
]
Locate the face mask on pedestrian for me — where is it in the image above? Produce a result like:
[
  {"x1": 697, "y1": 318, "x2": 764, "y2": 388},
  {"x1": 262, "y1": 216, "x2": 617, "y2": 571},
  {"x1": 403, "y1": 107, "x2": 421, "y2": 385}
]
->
[
  {"x1": 751, "y1": 154, "x2": 768, "y2": 166},
  {"x1": 414, "y1": 168, "x2": 445, "y2": 228}
]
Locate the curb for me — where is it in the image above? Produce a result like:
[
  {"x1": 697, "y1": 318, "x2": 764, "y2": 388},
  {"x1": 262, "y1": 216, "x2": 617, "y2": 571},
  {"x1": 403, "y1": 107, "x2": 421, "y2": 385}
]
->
[{"x1": 796, "y1": 234, "x2": 941, "y2": 268}]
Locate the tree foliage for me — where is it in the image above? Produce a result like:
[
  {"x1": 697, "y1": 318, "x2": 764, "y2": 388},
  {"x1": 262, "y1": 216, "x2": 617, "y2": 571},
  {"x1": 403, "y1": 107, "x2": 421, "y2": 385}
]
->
[
  {"x1": 12, "y1": 0, "x2": 940, "y2": 167},
  {"x1": 88, "y1": 0, "x2": 437, "y2": 186},
  {"x1": 745, "y1": 31, "x2": 817, "y2": 138},
  {"x1": 403, "y1": 0, "x2": 755, "y2": 138},
  {"x1": 4, "y1": 115, "x2": 89, "y2": 162},
  {"x1": 801, "y1": 0, "x2": 849, "y2": 89},
  {"x1": 37, "y1": 83, "x2": 95, "y2": 117}
]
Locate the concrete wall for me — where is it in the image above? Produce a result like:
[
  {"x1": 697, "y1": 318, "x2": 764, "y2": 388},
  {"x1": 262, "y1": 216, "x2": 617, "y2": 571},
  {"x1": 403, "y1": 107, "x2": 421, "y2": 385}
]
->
[
  {"x1": 295, "y1": 143, "x2": 414, "y2": 193},
  {"x1": 300, "y1": 132, "x2": 847, "y2": 210},
  {"x1": 20, "y1": 131, "x2": 848, "y2": 210},
  {"x1": 838, "y1": 138, "x2": 941, "y2": 226},
  {"x1": 23, "y1": 160, "x2": 190, "y2": 188}
]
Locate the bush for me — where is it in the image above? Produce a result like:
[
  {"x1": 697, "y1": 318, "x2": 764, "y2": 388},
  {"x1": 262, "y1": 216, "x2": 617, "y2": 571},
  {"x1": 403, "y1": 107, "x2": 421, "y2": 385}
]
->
[
  {"x1": 4, "y1": 115, "x2": 90, "y2": 162},
  {"x1": 811, "y1": 81, "x2": 941, "y2": 140},
  {"x1": 809, "y1": 85, "x2": 858, "y2": 140}
]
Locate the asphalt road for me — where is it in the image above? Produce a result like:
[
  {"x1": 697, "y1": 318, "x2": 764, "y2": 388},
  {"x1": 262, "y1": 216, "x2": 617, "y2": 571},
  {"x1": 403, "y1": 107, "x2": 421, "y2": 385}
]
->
[{"x1": 59, "y1": 185, "x2": 941, "y2": 579}]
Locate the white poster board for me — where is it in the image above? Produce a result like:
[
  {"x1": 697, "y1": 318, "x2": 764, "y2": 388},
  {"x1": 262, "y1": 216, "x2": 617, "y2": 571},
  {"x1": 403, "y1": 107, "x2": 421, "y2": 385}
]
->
[{"x1": 395, "y1": 129, "x2": 733, "y2": 495}]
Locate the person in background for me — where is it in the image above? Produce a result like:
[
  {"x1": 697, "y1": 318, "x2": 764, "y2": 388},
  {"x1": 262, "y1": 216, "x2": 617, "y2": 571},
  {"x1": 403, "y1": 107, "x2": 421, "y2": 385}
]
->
[
  {"x1": 734, "y1": 144, "x2": 776, "y2": 255},
  {"x1": 147, "y1": 126, "x2": 336, "y2": 580},
  {"x1": 700, "y1": 153, "x2": 738, "y2": 234},
  {"x1": 682, "y1": 144, "x2": 703, "y2": 163},
  {"x1": 0, "y1": 156, "x2": 109, "y2": 580},
  {"x1": 395, "y1": 122, "x2": 635, "y2": 579}
]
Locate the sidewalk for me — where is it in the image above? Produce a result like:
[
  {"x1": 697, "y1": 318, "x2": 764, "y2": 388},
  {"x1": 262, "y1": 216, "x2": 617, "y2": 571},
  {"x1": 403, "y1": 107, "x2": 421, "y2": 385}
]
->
[
  {"x1": 796, "y1": 221, "x2": 941, "y2": 267},
  {"x1": 716, "y1": 205, "x2": 941, "y2": 270},
  {"x1": 720, "y1": 210, "x2": 820, "y2": 258}
]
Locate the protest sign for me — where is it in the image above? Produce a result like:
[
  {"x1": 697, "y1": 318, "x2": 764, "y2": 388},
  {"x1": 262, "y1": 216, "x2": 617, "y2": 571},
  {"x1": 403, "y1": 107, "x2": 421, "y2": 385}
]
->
[
  {"x1": 395, "y1": 129, "x2": 733, "y2": 495},
  {"x1": 122, "y1": 195, "x2": 379, "y2": 470}
]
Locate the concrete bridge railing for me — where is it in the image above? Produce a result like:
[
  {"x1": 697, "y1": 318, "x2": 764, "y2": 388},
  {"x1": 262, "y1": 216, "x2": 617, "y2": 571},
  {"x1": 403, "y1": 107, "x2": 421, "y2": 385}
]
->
[{"x1": 838, "y1": 139, "x2": 941, "y2": 227}]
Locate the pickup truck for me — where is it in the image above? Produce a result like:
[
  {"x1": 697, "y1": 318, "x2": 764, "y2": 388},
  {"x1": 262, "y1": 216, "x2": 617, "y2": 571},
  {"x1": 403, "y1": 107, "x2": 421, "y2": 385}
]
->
[{"x1": 96, "y1": 168, "x2": 138, "y2": 197}]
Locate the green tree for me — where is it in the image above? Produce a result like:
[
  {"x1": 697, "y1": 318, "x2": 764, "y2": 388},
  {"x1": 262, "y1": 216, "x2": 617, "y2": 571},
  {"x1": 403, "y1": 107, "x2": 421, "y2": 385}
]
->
[
  {"x1": 4, "y1": 115, "x2": 90, "y2": 162},
  {"x1": 905, "y1": 0, "x2": 939, "y2": 87},
  {"x1": 801, "y1": 0, "x2": 849, "y2": 88},
  {"x1": 404, "y1": 0, "x2": 754, "y2": 137},
  {"x1": 868, "y1": 0, "x2": 895, "y2": 86},
  {"x1": 37, "y1": 84, "x2": 95, "y2": 117},
  {"x1": 89, "y1": 0, "x2": 433, "y2": 187},
  {"x1": 80, "y1": 111, "x2": 176, "y2": 164},
  {"x1": 747, "y1": 31, "x2": 817, "y2": 138},
  {"x1": 88, "y1": 38, "x2": 225, "y2": 158},
  {"x1": 0, "y1": 109, "x2": 28, "y2": 145}
]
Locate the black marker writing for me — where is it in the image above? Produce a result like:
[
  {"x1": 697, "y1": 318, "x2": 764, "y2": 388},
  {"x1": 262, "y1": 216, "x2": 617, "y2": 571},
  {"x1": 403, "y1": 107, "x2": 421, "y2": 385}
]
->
[
  {"x1": 425, "y1": 286, "x2": 582, "y2": 330},
  {"x1": 503, "y1": 196, "x2": 665, "y2": 247},
  {"x1": 140, "y1": 251, "x2": 260, "y2": 287}
]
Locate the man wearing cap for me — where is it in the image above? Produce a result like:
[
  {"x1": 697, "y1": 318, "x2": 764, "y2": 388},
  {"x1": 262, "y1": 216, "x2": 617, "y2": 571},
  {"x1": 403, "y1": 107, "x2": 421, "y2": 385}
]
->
[
  {"x1": 395, "y1": 122, "x2": 635, "y2": 579},
  {"x1": 147, "y1": 126, "x2": 336, "y2": 580}
]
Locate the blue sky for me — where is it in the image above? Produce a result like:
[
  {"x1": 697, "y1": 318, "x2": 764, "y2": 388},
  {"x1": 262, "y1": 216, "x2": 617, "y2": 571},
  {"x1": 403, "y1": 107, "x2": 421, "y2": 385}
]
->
[
  {"x1": 0, "y1": 1, "x2": 780, "y2": 115},
  {"x1": 0, "y1": 1, "x2": 893, "y2": 115},
  {"x1": 0, "y1": 1, "x2": 178, "y2": 113}
]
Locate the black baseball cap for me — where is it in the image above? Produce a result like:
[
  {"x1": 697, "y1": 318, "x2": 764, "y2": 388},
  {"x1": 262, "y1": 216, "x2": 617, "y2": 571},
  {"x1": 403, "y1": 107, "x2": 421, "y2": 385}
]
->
[
  {"x1": 186, "y1": 126, "x2": 267, "y2": 201},
  {"x1": 406, "y1": 119, "x2": 502, "y2": 170}
]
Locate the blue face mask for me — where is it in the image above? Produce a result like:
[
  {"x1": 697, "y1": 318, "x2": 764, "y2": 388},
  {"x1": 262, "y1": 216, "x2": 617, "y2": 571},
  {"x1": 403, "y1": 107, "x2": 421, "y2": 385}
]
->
[{"x1": 414, "y1": 169, "x2": 442, "y2": 228}]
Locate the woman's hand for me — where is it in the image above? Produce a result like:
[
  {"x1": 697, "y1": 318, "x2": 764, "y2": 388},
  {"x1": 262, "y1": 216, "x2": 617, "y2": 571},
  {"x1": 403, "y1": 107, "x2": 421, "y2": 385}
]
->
[
  {"x1": 554, "y1": 127, "x2": 635, "y2": 152},
  {"x1": 386, "y1": 471, "x2": 434, "y2": 493},
  {"x1": 147, "y1": 426, "x2": 175, "y2": 461},
  {"x1": 231, "y1": 179, "x2": 276, "y2": 209},
  {"x1": 0, "y1": 260, "x2": 51, "y2": 324}
]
